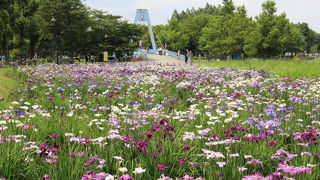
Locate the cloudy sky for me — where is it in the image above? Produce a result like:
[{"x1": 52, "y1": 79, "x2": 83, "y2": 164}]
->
[{"x1": 82, "y1": 0, "x2": 320, "y2": 32}]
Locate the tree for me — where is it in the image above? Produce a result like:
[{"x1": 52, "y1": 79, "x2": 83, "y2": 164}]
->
[
  {"x1": 176, "y1": 14, "x2": 213, "y2": 53},
  {"x1": 0, "y1": 1, "x2": 13, "y2": 64},
  {"x1": 157, "y1": 29, "x2": 189, "y2": 52},
  {"x1": 310, "y1": 44, "x2": 318, "y2": 54},
  {"x1": 36, "y1": 0, "x2": 88, "y2": 63},
  {"x1": 171, "y1": 9, "x2": 180, "y2": 20},
  {"x1": 297, "y1": 23, "x2": 314, "y2": 52},
  {"x1": 244, "y1": 0, "x2": 305, "y2": 59},
  {"x1": 297, "y1": 23, "x2": 320, "y2": 53},
  {"x1": 221, "y1": 0, "x2": 235, "y2": 15},
  {"x1": 245, "y1": 0, "x2": 280, "y2": 58},
  {"x1": 199, "y1": 6, "x2": 254, "y2": 58},
  {"x1": 4, "y1": 0, "x2": 39, "y2": 64},
  {"x1": 280, "y1": 24, "x2": 306, "y2": 56},
  {"x1": 79, "y1": 10, "x2": 142, "y2": 61}
]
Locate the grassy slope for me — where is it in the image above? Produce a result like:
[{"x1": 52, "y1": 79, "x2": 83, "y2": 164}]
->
[
  {"x1": 196, "y1": 59, "x2": 320, "y2": 78},
  {"x1": 0, "y1": 68, "x2": 19, "y2": 100}
]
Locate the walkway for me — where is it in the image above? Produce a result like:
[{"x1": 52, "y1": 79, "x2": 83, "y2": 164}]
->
[{"x1": 141, "y1": 54, "x2": 184, "y2": 64}]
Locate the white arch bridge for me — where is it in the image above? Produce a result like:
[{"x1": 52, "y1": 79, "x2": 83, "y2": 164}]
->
[{"x1": 133, "y1": 9, "x2": 188, "y2": 64}]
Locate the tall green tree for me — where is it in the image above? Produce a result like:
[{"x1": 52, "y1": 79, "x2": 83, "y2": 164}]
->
[
  {"x1": 280, "y1": 24, "x2": 306, "y2": 56},
  {"x1": 244, "y1": 0, "x2": 279, "y2": 58},
  {"x1": 6, "y1": 0, "x2": 38, "y2": 63},
  {"x1": 221, "y1": 0, "x2": 235, "y2": 15},
  {"x1": 0, "y1": 0, "x2": 13, "y2": 64},
  {"x1": 199, "y1": 5, "x2": 254, "y2": 58},
  {"x1": 36, "y1": 0, "x2": 88, "y2": 63},
  {"x1": 297, "y1": 23, "x2": 320, "y2": 53},
  {"x1": 244, "y1": 0, "x2": 305, "y2": 58}
]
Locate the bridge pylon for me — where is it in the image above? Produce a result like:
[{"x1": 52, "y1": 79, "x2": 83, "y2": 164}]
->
[{"x1": 134, "y1": 9, "x2": 157, "y2": 50}]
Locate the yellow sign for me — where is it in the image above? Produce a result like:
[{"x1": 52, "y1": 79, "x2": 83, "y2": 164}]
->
[{"x1": 103, "y1": 52, "x2": 108, "y2": 62}]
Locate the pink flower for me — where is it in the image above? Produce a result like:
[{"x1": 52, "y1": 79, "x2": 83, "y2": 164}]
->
[
  {"x1": 178, "y1": 158, "x2": 189, "y2": 164},
  {"x1": 157, "y1": 163, "x2": 170, "y2": 171},
  {"x1": 301, "y1": 152, "x2": 311, "y2": 156},
  {"x1": 122, "y1": 136, "x2": 134, "y2": 142},
  {"x1": 42, "y1": 174, "x2": 51, "y2": 180},
  {"x1": 180, "y1": 175, "x2": 206, "y2": 180},
  {"x1": 81, "y1": 170, "x2": 95, "y2": 180},
  {"x1": 277, "y1": 164, "x2": 312, "y2": 175},
  {"x1": 77, "y1": 152, "x2": 85, "y2": 157},
  {"x1": 267, "y1": 141, "x2": 278, "y2": 147},
  {"x1": 23, "y1": 124, "x2": 36, "y2": 130},
  {"x1": 120, "y1": 175, "x2": 133, "y2": 180},
  {"x1": 49, "y1": 134, "x2": 61, "y2": 138},
  {"x1": 247, "y1": 159, "x2": 263, "y2": 165},
  {"x1": 242, "y1": 172, "x2": 264, "y2": 180},
  {"x1": 84, "y1": 156, "x2": 106, "y2": 167},
  {"x1": 272, "y1": 149, "x2": 298, "y2": 163},
  {"x1": 38, "y1": 144, "x2": 49, "y2": 149},
  {"x1": 95, "y1": 173, "x2": 109, "y2": 180},
  {"x1": 157, "y1": 174, "x2": 173, "y2": 180},
  {"x1": 81, "y1": 170, "x2": 110, "y2": 180},
  {"x1": 246, "y1": 136, "x2": 264, "y2": 142},
  {"x1": 270, "y1": 172, "x2": 283, "y2": 179}
]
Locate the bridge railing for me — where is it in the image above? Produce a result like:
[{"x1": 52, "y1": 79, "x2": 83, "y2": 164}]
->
[
  {"x1": 134, "y1": 49, "x2": 212, "y2": 62},
  {"x1": 145, "y1": 49, "x2": 185, "y2": 61},
  {"x1": 133, "y1": 49, "x2": 147, "y2": 58}
]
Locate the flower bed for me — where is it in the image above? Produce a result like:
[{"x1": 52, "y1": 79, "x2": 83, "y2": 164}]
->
[{"x1": 0, "y1": 63, "x2": 319, "y2": 179}]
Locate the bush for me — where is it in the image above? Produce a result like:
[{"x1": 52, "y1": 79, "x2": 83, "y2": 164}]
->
[{"x1": 35, "y1": 57, "x2": 54, "y2": 64}]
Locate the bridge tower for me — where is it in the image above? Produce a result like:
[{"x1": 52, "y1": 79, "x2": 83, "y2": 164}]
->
[{"x1": 134, "y1": 9, "x2": 157, "y2": 50}]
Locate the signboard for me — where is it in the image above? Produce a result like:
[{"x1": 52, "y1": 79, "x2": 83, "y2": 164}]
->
[{"x1": 103, "y1": 52, "x2": 108, "y2": 62}]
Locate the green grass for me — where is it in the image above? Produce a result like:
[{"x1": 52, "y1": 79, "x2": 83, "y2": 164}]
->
[
  {"x1": 196, "y1": 59, "x2": 320, "y2": 78},
  {"x1": 0, "y1": 68, "x2": 19, "y2": 100}
]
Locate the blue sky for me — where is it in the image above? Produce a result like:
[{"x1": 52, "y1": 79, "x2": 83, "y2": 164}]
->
[{"x1": 82, "y1": 0, "x2": 320, "y2": 32}]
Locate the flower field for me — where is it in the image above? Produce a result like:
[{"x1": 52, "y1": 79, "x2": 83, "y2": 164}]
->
[{"x1": 0, "y1": 63, "x2": 319, "y2": 180}]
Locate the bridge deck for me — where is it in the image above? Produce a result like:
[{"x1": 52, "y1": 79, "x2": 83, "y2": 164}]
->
[{"x1": 142, "y1": 54, "x2": 184, "y2": 64}]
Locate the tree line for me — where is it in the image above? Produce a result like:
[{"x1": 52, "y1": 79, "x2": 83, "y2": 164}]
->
[
  {"x1": 141, "y1": 0, "x2": 320, "y2": 59},
  {"x1": 2, "y1": 0, "x2": 319, "y2": 64},
  {"x1": 0, "y1": 0, "x2": 143, "y2": 64}
]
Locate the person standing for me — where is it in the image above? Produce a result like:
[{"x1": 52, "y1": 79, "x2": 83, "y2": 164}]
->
[
  {"x1": 184, "y1": 53, "x2": 188, "y2": 64},
  {"x1": 112, "y1": 52, "x2": 117, "y2": 61}
]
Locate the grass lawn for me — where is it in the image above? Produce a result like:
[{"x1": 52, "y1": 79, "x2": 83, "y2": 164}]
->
[
  {"x1": 196, "y1": 59, "x2": 320, "y2": 78},
  {"x1": 0, "y1": 68, "x2": 19, "y2": 100}
]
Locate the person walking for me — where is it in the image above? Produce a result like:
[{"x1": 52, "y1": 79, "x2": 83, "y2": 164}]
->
[{"x1": 186, "y1": 49, "x2": 193, "y2": 65}]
